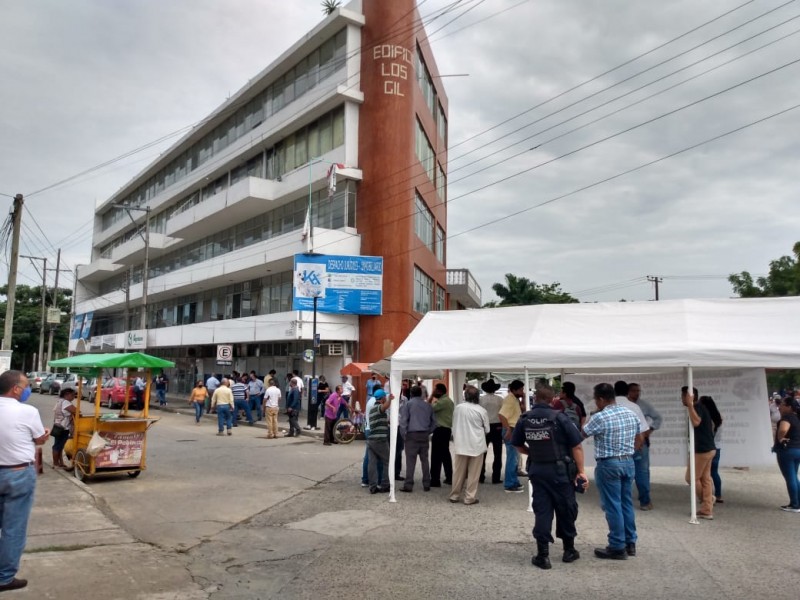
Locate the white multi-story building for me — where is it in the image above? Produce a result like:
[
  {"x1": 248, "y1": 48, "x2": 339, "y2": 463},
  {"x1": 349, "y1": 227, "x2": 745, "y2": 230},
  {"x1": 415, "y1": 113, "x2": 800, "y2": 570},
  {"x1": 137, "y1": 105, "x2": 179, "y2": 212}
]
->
[{"x1": 73, "y1": 0, "x2": 480, "y2": 394}]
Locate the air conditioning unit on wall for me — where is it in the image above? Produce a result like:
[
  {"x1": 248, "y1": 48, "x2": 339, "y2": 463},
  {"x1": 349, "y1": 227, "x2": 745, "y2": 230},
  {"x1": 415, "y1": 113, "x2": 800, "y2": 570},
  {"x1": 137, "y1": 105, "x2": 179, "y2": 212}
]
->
[{"x1": 325, "y1": 343, "x2": 343, "y2": 356}]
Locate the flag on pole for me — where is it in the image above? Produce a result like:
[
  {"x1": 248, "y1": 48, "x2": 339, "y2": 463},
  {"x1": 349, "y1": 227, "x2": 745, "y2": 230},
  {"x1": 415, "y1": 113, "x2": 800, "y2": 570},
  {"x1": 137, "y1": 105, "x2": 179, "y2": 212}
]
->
[
  {"x1": 327, "y1": 163, "x2": 345, "y2": 199},
  {"x1": 301, "y1": 205, "x2": 311, "y2": 241}
]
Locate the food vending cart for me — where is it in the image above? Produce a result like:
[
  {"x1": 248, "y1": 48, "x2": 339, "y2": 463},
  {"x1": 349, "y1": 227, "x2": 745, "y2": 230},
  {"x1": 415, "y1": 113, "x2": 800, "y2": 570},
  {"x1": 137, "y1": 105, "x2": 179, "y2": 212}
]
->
[{"x1": 48, "y1": 352, "x2": 174, "y2": 482}]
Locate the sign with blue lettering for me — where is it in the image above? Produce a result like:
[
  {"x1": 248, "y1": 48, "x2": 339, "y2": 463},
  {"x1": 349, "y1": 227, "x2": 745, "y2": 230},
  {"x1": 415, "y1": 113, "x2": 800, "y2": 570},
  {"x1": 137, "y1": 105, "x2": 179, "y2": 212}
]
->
[{"x1": 293, "y1": 254, "x2": 383, "y2": 315}]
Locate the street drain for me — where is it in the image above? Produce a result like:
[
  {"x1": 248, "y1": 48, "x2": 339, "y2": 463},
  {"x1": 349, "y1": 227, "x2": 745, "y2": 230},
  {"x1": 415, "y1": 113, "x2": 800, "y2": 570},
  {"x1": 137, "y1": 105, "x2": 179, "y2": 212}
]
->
[{"x1": 175, "y1": 439, "x2": 198, "y2": 442}]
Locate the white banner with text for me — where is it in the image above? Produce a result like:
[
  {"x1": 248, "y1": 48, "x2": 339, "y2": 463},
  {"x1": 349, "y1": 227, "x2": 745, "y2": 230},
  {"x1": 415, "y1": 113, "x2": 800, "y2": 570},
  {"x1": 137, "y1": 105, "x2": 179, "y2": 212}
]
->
[{"x1": 569, "y1": 368, "x2": 772, "y2": 467}]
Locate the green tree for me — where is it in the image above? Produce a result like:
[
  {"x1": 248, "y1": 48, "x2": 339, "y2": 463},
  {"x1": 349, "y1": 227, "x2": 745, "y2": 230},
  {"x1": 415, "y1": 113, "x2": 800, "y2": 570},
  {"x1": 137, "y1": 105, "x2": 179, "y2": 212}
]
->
[
  {"x1": 729, "y1": 241, "x2": 800, "y2": 297},
  {"x1": 321, "y1": 0, "x2": 341, "y2": 15},
  {"x1": 0, "y1": 285, "x2": 72, "y2": 371},
  {"x1": 484, "y1": 273, "x2": 578, "y2": 307}
]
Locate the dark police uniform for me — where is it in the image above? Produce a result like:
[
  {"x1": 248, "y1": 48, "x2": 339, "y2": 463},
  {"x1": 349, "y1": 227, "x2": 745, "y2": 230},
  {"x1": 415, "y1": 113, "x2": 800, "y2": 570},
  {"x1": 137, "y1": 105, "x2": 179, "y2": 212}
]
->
[{"x1": 511, "y1": 404, "x2": 583, "y2": 546}]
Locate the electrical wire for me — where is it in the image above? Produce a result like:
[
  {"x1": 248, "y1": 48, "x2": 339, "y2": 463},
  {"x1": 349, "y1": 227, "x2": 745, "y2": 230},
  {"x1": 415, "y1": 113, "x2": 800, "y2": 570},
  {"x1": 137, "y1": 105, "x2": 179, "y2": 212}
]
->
[
  {"x1": 72, "y1": 96, "x2": 800, "y2": 312},
  {"x1": 21, "y1": 0, "x2": 462, "y2": 200},
  {"x1": 444, "y1": 19, "x2": 800, "y2": 183}
]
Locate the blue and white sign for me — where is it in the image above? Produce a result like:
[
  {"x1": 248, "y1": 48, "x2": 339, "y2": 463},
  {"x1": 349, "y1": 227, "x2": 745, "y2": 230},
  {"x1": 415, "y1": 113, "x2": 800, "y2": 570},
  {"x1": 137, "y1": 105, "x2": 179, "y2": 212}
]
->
[{"x1": 293, "y1": 254, "x2": 383, "y2": 315}]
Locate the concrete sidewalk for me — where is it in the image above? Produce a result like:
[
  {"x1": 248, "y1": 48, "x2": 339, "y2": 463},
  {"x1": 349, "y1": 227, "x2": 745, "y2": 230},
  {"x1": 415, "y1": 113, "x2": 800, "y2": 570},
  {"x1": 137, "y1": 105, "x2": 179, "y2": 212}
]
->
[{"x1": 21, "y1": 467, "x2": 204, "y2": 599}]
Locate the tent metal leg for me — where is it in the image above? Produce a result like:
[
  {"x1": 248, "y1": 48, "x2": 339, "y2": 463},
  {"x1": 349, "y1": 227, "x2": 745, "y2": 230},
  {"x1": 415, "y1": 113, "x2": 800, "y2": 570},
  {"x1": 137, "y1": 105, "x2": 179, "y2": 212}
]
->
[{"x1": 686, "y1": 366, "x2": 698, "y2": 524}]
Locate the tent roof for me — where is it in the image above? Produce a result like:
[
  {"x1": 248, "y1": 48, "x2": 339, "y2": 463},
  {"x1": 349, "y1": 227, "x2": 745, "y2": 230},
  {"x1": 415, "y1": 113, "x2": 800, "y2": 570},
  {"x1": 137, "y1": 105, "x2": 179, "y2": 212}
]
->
[
  {"x1": 391, "y1": 297, "x2": 800, "y2": 372},
  {"x1": 368, "y1": 357, "x2": 443, "y2": 379},
  {"x1": 49, "y1": 352, "x2": 175, "y2": 371}
]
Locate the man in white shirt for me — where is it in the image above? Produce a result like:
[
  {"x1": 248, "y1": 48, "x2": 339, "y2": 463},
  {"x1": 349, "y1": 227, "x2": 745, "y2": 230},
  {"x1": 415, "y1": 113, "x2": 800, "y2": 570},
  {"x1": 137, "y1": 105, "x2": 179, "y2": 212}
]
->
[
  {"x1": 134, "y1": 375, "x2": 146, "y2": 409},
  {"x1": 449, "y1": 385, "x2": 490, "y2": 505},
  {"x1": 263, "y1": 378, "x2": 282, "y2": 439},
  {"x1": 614, "y1": 381, "x2": 650, "y2": 451},
  {"x1": 292, "y1": 370, "x2": 304, "y2": 393},
  {"x1": 339, "y1": 375, "x2": 355, "y2": 420},
  {"x1": 0, "y1": 371, "x2": 50, "y2": 592}
]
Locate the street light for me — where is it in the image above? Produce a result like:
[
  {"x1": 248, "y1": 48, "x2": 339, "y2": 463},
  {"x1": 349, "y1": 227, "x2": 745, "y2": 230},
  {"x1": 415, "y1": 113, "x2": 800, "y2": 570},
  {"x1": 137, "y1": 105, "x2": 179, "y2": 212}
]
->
[{"x1": 112, "y1": 204, "x2": 151, "y2": 332}]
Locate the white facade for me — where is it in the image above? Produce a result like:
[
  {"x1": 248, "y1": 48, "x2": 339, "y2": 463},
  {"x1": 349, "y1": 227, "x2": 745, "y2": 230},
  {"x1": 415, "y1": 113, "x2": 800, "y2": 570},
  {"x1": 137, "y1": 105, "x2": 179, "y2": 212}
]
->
[{"x1": 73, "y1": 7, "x2": 368, "y2": 392}]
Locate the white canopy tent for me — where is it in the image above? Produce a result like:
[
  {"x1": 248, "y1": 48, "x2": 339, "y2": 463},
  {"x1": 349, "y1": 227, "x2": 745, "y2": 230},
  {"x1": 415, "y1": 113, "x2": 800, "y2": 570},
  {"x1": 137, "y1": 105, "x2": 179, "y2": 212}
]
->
[{"x1": 386, "y1": 297, "x2": 800, "y2": 520}]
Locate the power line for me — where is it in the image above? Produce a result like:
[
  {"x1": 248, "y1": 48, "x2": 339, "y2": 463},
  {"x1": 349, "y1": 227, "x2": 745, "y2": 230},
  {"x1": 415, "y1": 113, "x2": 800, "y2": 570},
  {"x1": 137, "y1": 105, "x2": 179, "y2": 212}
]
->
[
  {"x1": 446, "y1": 0, "x2": 764, "y2": 151},
  {"x1": 444, "y1": 19, "x2": 800, "y2": 183},
  {"x1": 449, "y1": 0, "x2": 799, "y2": 167},
  {"x1": 21, "y1": 0, "x2": 467, "y2": 201},
  {"x1": 74, "y1": 98, "x2": 800, "y2": 312},
  {"x1": 443, "y1": 101, "x2": 800, "y2": 243},
  {"x1": 326, "y1": 4, "x2": 800, "y2": 227}
]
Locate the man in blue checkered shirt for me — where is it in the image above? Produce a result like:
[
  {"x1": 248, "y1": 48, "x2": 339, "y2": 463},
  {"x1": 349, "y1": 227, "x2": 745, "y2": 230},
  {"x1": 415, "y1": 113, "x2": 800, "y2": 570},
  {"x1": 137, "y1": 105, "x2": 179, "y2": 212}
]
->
[{"x1": 582, "y1": 382, "x2": 641, "y2": 560}]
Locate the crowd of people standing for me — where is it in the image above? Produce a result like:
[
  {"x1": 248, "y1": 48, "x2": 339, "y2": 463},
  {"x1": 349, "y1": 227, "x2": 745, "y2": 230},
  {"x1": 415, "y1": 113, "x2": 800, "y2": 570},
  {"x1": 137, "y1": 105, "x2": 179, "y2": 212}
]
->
[{"x1": 355, "y1": 374, "x2": 774, "y2": 568}]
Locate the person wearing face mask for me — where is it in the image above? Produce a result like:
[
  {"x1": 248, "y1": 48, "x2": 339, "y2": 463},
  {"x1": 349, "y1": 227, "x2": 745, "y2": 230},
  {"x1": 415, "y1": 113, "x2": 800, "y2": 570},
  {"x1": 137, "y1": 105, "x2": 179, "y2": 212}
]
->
[{"x1": 0, "y1": 370, "x2": 51, "y2": 592}]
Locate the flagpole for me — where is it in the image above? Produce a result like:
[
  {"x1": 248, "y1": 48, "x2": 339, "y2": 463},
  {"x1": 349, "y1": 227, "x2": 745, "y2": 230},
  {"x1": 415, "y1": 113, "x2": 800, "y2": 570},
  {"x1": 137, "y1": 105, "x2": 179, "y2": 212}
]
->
[{"x1": 307, "y1": 156, "x2": 346, "y2": 253}]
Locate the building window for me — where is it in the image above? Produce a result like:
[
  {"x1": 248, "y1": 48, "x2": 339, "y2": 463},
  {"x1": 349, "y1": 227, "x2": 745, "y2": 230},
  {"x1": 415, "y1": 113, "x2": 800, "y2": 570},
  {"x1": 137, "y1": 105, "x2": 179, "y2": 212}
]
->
[
  {"x1": 414, "y1": 266, "x2": 434, "y2": 315},
  {"x1": 100, "y1": 106, "x2": 346, "y2": 259},
  {"x1": 99, "y1": 29, "x2": 348, "y2": 231},
  {"x1": 415, "y1": 119, "x2": 435, "y2": 182},
  {"x1": 436, "y1": 163, "x2": 446, "y2": 202},
  {"x1": 436, "y1": 285, "x2": 446, "y2": 311},
  {"x1": 414, "y1": 193, "x2": 434, "y2": 251},
  {"x1": 437, "y1": 101, "x2": 447, "y2": 145},
  {"x1": 435, "y1": 225, "x2": 445, "y2": 264},
  {"x1": 415, "y1": 45, "x2": 436, "y2": 117}
]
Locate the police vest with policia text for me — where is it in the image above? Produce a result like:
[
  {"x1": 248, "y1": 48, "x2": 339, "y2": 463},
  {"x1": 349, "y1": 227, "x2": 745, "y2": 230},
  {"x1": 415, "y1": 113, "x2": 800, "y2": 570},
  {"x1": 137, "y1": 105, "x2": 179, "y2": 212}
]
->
[{"x1": 523, "y1": 409, "x2": 573, "y2": 472}]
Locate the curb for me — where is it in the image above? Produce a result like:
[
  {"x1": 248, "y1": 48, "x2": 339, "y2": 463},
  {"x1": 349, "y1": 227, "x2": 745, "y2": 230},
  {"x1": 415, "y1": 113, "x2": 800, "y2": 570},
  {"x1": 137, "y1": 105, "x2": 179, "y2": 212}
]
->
[{"x1": 149, "y1": 400, "x2": 327, "y2": 440}]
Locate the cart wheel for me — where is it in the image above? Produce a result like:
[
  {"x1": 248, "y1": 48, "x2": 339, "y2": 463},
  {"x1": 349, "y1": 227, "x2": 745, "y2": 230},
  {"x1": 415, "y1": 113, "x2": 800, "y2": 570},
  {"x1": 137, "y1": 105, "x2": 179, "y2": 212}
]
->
[
  {"x1": 127, "y1": 470, "x2": 141, "y2": 478},
  {"x1": 334, "y1": 418, "x2": 357, "y2": 444},
  {"x1": 74, "y1": 450, "x2": 89, "y2": 482}
]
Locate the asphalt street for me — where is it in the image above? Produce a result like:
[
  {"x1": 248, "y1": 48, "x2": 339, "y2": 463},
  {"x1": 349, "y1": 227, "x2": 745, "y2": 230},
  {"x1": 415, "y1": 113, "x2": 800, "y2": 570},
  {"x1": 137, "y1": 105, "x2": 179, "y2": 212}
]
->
[{"x1": 18, "y1": 392, "x2": 800, "y2": 599}]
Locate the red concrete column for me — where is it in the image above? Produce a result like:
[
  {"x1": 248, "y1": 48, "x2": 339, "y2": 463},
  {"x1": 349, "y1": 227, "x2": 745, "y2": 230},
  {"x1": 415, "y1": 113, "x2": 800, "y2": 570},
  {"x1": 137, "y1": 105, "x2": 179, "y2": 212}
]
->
[{"x1": 358, "y1": 0, "x2": 419, "y2": 362}]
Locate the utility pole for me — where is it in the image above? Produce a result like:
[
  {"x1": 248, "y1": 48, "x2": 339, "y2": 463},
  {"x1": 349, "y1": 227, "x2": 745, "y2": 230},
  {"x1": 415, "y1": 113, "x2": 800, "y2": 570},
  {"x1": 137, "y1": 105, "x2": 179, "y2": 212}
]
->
[
  {"x1": 142, "y1": 207, "x2": 150, "y2": 331},
  {"x1": 2, "y1": 194, "x2": 24, "y2": 351},
  {"x1": 647, "y1": 275, "x2": 663, "y2": 301},
  {"x1": 20, "y1": 255, "x2": 47, "y2": 371},
  {"x1": 46, "y1": 248, "x2": 62, "y2": 366},
  {"x1": 122, "y1": 267, "x2": 131, "y2": 345},
  {"x1": 113, "y1": 204, "x2": 151, "y2": 331}
]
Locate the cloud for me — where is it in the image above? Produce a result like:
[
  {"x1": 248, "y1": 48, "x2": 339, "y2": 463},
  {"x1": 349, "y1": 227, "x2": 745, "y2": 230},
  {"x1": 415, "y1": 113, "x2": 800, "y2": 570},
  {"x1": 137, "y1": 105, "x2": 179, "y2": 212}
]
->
[{"x1": 0, "y1": 0, "x2": 797, "y2": 305}]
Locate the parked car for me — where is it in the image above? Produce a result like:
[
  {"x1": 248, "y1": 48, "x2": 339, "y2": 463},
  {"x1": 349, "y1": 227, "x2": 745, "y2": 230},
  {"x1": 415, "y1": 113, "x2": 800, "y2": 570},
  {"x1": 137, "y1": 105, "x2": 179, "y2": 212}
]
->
[
  {"x1": 101, "y1": 377, "x2": 134, "y2": 409},
  {"x1": 40, "y1": 373, "x2": 66, "y2": 395},
  {"x1": 47, "y1": 373, "x2": 67, "y2": 395},
  {"x1": 61, "y1": 373, "x2": 88, "y2": 395},
  {"x1": 27, "y1": 371, "x2": 51, "y2": 393},
  {"x1": 81, "y1": 377, "x2": 102, "y2": 402}
]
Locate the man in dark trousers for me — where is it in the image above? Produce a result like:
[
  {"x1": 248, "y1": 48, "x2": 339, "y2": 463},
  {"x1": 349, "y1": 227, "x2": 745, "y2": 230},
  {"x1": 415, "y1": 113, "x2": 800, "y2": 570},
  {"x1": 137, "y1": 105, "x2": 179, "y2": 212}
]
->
[
  {"x1": 429, "y1": 383, "x2": 454, "y2": 487},
  {"x1": 399, "y1": 384, "x2": 436, "y2": 492},
  {"x1": 513, "y1": 385, "x2": 586, "y2": 569},
  {"x1": 366, "y1": 389, "x2": 394, "y2": 494},
  {"x1": 479, "y1": 378, "x2": 504, "y2": 484},
  {"x1": 285, "y1": 378, "x2": 301, "y2": 437}
]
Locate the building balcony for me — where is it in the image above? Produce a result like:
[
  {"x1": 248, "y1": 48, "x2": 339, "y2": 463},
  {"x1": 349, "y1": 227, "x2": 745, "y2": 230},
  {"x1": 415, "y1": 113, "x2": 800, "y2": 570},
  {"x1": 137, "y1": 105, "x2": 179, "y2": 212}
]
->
[
  {"x1": 111, "y1": 232, "x2": 179, "y2": 265},
  {"x1": 75, "y1": 225, "x2": 361, "y2": 315},
  {"x1": 166, "y1": 176, "x2": 283, "y2": 241},
  {"x1": 447, "y1": 268, "x2": 482, "y2": 309},
  {"x1": 77, "y1": 258, "x2": 124, "y2": 283}
]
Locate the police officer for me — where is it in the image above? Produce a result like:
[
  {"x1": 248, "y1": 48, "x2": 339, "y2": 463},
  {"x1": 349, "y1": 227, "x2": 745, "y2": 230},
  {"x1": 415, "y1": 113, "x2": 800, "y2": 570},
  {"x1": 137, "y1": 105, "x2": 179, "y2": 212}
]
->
[{"x1": 512, "y1": 385, "x2": 587, "y2": 569}]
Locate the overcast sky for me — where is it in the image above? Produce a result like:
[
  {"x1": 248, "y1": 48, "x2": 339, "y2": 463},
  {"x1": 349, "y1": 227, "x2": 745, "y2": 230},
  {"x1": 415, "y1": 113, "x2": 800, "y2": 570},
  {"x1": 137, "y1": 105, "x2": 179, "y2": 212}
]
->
[{"x1": 1, "y1": 0, "x2": 798, "y2": 304}]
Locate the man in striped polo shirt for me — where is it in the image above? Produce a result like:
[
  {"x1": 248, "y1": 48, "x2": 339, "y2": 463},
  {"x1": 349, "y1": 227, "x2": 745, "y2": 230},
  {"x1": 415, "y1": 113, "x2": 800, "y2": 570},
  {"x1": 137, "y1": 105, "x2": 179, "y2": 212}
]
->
[
  {"x1": 231, "y1": 376, "x2": 253, "y2": 426},
  {"x1": 366, "y1": 389, "x2": 394, "y2": 494}
]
